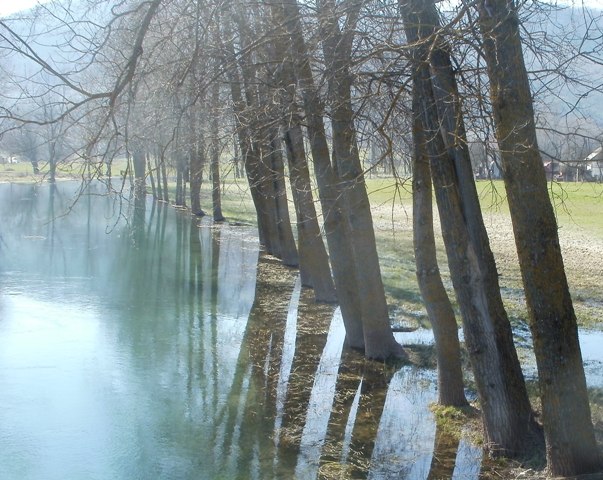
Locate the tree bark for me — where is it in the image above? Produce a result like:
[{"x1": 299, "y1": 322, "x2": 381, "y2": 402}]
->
[
  {"x1": 224, "y1": 5, "x2": 298, "y2": 264},
  {"x1": 267, "y1": 130, "x2": 299, "y2": 267},
  {"x1": 159, "y1": 148, "x2": 169, "y2": 202},
  {"x1": 280, "y1": 0, "x2": 405, "y2": 357},
  {"x1": 132, "y1": 147, "x2": 146, "y2": 200},
  {"x1": 282, "y1": 125, "x2": 337, "y2": 302},
  {"x1": 317, "y1": 0, "x2": 405, "y2": 359},
  {"x1": 189, "y1": 131, "x2": 205, "y2": 216},
  {"x1": 477, "y1": 1, "x2": 602, "y2": 475},
  {"x1": 220, "y1": 17, "x2": 280, "y2": 255},
  {"x1": 411, "y1": 83, "x2": 467, "y2": 407},
  {"x1": 147, "y1": 152, "x2": 156, "y2": 200},
  {"x1": 279, "y1": 0, "x2": 366, "y2": 349},
  {"x1": 269, "y1": 1, "x2": 336, "y2": 302},
  {"x1": 209, "y1": 68, "x2": 225, "y2": 222}
]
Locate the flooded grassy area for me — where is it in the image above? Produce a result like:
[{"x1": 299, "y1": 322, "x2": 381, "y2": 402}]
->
[{"x1": 0, "y1": 174, "x2": 601, "y2": 479}]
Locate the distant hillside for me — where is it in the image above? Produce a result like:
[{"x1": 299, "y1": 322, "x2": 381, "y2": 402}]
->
[
  {"x1": 1, "y1": 0, "x2": 602, "y2": 140},
  {"x1": 522, "y1": 4, "x2": 603, "y2": 132}
]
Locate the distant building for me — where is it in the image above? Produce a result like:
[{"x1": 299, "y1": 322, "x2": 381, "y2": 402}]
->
[
  {"x1": 0, "y1": 155, "x2": 19, "y2": 164},
  {"x1": 543, "y1": 160, "x2": 562, "y2": 180},
  {"x1": 585, "y1": 146, "x2": 603, "y2": 182}
]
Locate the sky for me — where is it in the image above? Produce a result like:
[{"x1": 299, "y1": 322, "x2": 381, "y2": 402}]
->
[
  {"x1": 0, "y1": 0, "x2": 51, "y2": 17},
  {"x1": 0, "y1": 0, "x2": 600, "y2": 17}
]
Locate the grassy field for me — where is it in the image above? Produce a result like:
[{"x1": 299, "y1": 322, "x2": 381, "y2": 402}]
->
[
  {"x1": 360, "y1": 177, "x2": 602, "y2": 328},
  {"x1": 366, "y1": 176, "x2": 603, "y2": 237},
  {"x1": 0, "y1": 158, "x2": 130, "y2": 183},
  {"x1": 0, "y1": 161, "x2": 42, "y2": 182}
]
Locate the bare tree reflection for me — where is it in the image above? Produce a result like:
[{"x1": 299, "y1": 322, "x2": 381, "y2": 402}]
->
[
  {"x1": 427, "y1": 422, "x2": 462, "y2": 480},
  {"x1": 276, "y1": 287, "x2": 336, "y2": 472},
  {"x1": 217, "y1": 253, "x2": 297, "y2": 477},
  {"x1": 320, "y1": 349, "x2": 395, "y2": 479}
]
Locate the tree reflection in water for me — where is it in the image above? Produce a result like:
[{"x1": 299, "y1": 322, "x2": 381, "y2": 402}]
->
[{"x1": 217, "y1": 252, "x2": 483, "y2": 479}]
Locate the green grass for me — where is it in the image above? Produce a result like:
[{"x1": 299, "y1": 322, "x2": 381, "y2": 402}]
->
[
  {"x1": 476, "y1": 179, "x2": 603, "y2": 235},
  {"x1": 548, "y1": 181, "x2": 603, "y2": 236},
  {"x1": 0, "y1": 161, "x2": 39, "y2": 180},
  {"x1": 367, "y1": 176, "x2": 603, "y2": 235},
  {"x1": 0, "y1": 157, "x2": 131, "y2": 183}
]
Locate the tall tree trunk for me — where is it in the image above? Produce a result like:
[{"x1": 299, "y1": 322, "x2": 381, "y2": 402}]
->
[
  {"x1": 189, "y1": 133, "x2": 205, "y2": 217},
  {"x1": 222, "y1": 8, "x2": 296, "y2": 262},
  {"x1": 209, "y1": 70, "x2": 225, "y2": 222},
  {"x1": 318, "y1": 0, "x2": 404, "y2": 359},
  {"x1": 411, "y1": 84, "x2": 467, "y2": 407},
  {"x1": 132, "y1": 147, "x2": 146, "y2": 200},
  {"x1": 147, "y1": 152, "x2": 156, "y2": 200},
  {"x1": 243, "y1": 129, "x2": 280, "y2": 255},
  {"x1": 189, "y1": 126, "x2": 205, "y2": 216},
  {"x1": 233, "y1": 138, "x2": 242, "y2": 178},
  {"x1": 477, "y1": 1, "x2": 602, "y2": 475},
  {"x1": 401, "y1": 0, "x2": 541, "y2": 456},
  {"x1": 278, "y1": 0, "x2": 364, "y2": 352},
  {"x1": 219, "y1": 21, "x2": 277, "y2": 253},
  {"x1": 175, "y1": 151, "x2": 185, "y2": 207},
  {"x1": 267, "y1": 130, "x2": 299, "y2": 267},
  {"x1": 48, "y1": 135, "x2": 57, "y2": 183},
  {"x1": 283, "y1": 126, "x2": 337, "y2": 302},
  {"x1": 269, "y1": 1, "x2": 336, "y2": 302},
  {"x1": 159, "y1": 147, "x2": 169, "y2": 203}
]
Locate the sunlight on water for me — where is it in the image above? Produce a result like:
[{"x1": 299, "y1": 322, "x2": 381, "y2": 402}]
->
[
  {"x1": 579, "y1": 329, "x2": 603, "y2": 389},
  {"x1": 295, "y1": 308, "x2": 346, "y2": 480}
]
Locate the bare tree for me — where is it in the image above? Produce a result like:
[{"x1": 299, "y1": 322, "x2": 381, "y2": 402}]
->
[{"x1": 476, "y1": 0, "x2": 602, "y2": 474}]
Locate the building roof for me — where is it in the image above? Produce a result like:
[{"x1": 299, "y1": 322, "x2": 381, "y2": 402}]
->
[{"x1": 585, "y1": 146, "x2": 603, "y2": 162}]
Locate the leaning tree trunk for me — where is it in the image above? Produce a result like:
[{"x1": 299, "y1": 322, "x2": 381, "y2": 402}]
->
[
  {"x1": 160, "y1": 150, "x2": 169, "y2": 203},
  {"x1": 268, "y1": 1, "x2": 336, "y2": 302},
  {"x1": 218, "y1": 14, "x2": 274, "y2": 249},
  {"x1": 477, "y1": 1, "x2": 602, "y2": 475},
  {"x1": 282, "y1": 124, "x2": 337, "y2": 302},
  {"x1": 278, "y1": 0, "x2": 365, "y2": 349},
  {"x1": 318, "y1": 0, "x2": 404, "y2": 359},
  {"x1": 266, "y1": 130, "x2": 299, "y2": 267},
  {"x1": 411, "y1": 84, "x2": 467, "y2": 407},
  {"x1": 147, "y1": 152, "x2": 156, "y2": 200},
  {"x1": 132, "y1": 147, "x2": 146, "y2": 200},
  {"x1": 209, "y1": 66, "x2": 225, "y2": 222},
  {"x1": 224, "y1": 5, "x2": 298, "y2": 263},
  {"x1": 401, "y1": 0, "x2": 541, "y2": 456},
  {"x1": 189, "y1": 132, "x2": 205, "y2": 216}
]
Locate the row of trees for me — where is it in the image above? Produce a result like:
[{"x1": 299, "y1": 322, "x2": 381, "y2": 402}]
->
[{"x1": 1, "y1": 0, "x2": 603, "y2": 476}]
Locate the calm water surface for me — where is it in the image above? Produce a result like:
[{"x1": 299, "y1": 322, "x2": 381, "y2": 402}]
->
[{"x1": 4, "y1": 181, "x2": 598, "y2": 479}]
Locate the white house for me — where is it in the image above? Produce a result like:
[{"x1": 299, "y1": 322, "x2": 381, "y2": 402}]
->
[{"x1": 585, "y1": 146, "x2": 603, "y2": 181}]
